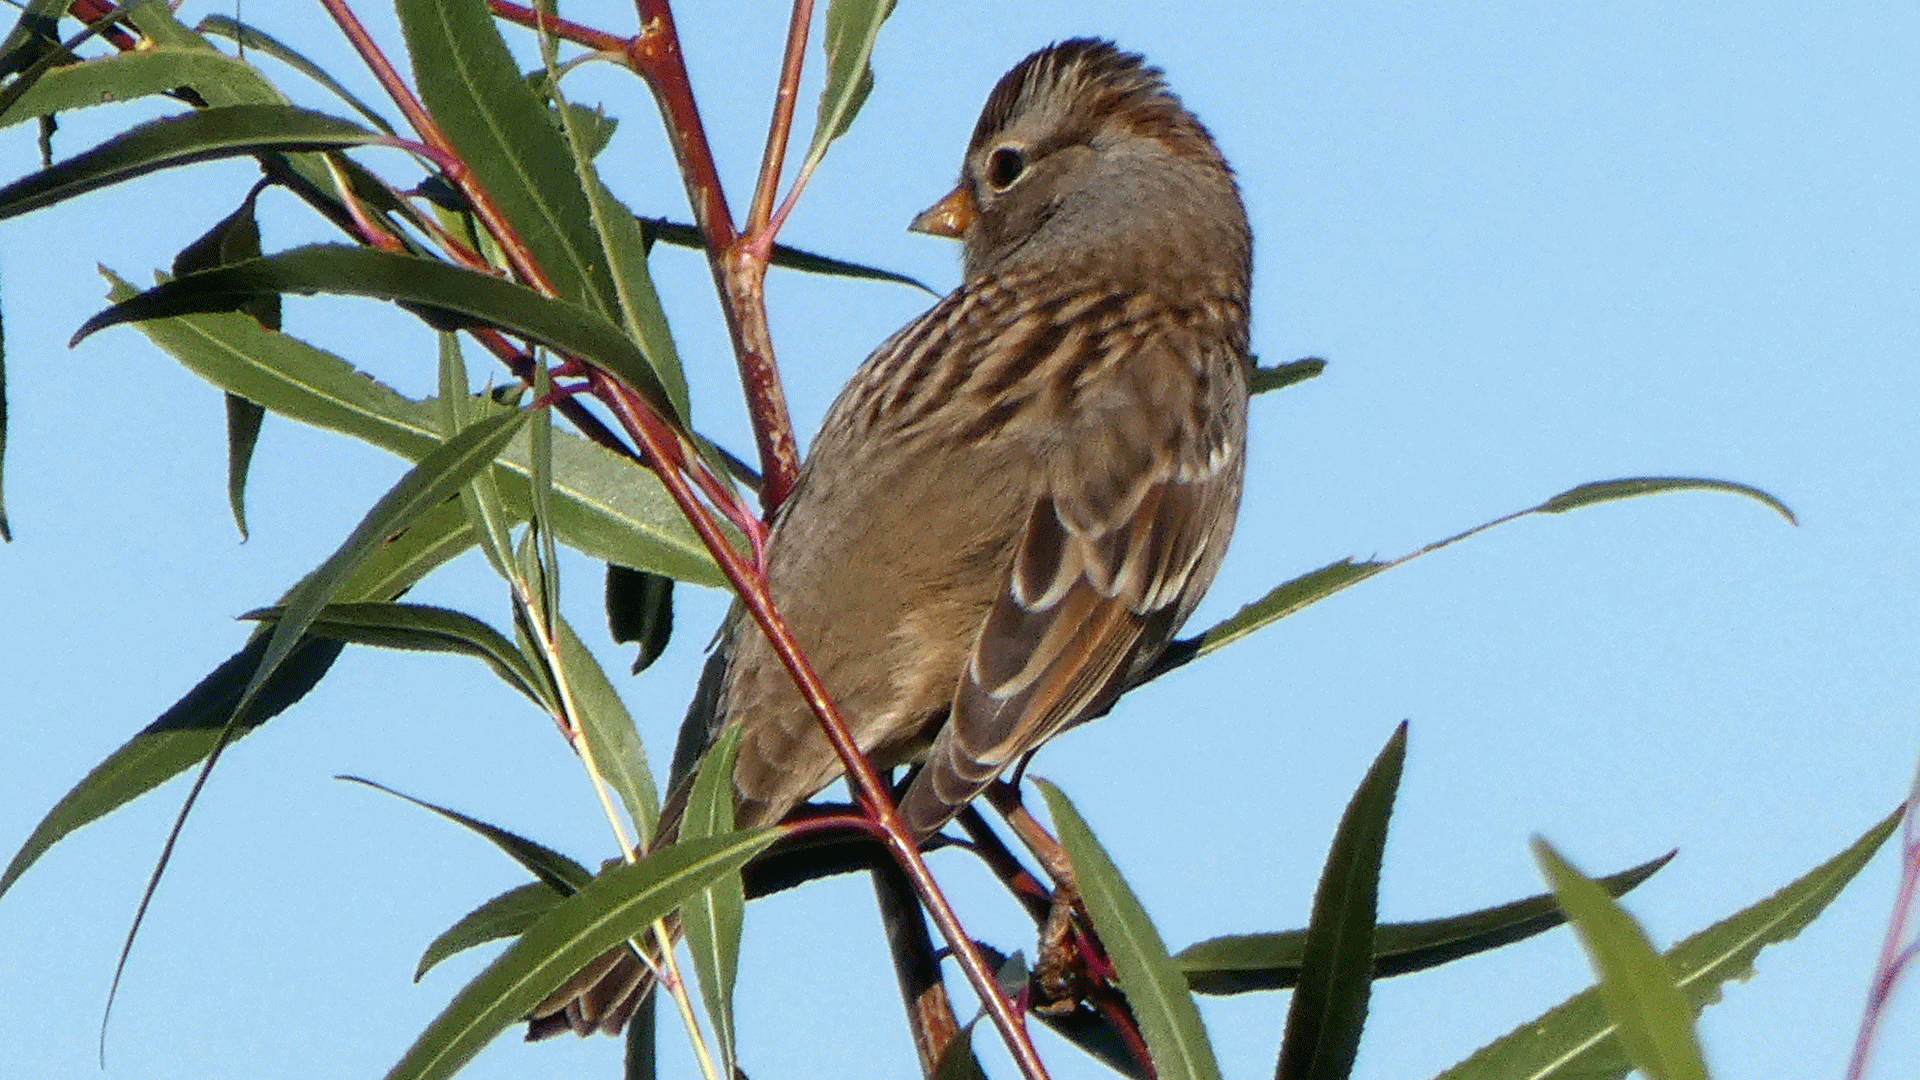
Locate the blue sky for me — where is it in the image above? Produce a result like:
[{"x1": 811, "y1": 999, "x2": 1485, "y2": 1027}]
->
[{"x1": 2, "y1": 3, "x2": 1915, "y2": 1079}]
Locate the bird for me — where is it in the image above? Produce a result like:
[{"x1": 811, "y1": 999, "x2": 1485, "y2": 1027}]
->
[{"x1": 529, "y1": 36, "x2": 1252, "y2": 1039}]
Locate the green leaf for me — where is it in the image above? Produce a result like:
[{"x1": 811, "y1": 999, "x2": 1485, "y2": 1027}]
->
[
  {"x1": 1147, "y1": 476, "x2": 1796, "y2": 683},
  {"x1": 0, "y1": 1, "x2": 68, "y2": 80},
  {"x1": 1040, "y1": 780, "x2": 1222, "y2": 1080},
  {"x1": 932, "y1": 1024, "x2": 991, "y2": 1080},
  {"x1": 638, "y1": 215, "x2": 935, "y2": 294},
  {"x1": 1276, "y1": 724, "x2": 1405, "y2": 1080},
  {"x1": 78, "y1": 244, "x2": 681, "y2": 426},
  {"x1": 1177, "y1": 851, "x2": 1673, "y2": 995},
  {"x1": 242, "y1": 601, "x2": 553, "y2": 709},
  {"x1": 1, "y1": 272, "x2": 10, "y2": 542},
  {"x1": 0, "y1": 498, "x2": 482, "y2": 903},
  {"x1": 1437, "y1": 807, "x2": 1902, "y2": 1080},
  {"x1": 526, "y1": 25, "x2": 690, "y2": 423},
  {"x1": 0, "y1": 635, "x2": 345, "y2": 901},
  {"x1": 0, "y1": 47, "x2": 283, "y2": 129},
  {"x1": 240, "y1": 409, "x2": 531, "y2": 729},
  {"x1": 396, "y1": 0, "x2": 614, "y2": 317},
  {"x1": 416, "y1": 882, "x2": 566, "y2": 981},
  {"x1": 384, "y1": 829, "x2": 781, "y2": 1080},
  {"x1": 1251, "y1": 357, "x2": 1327, "y2": 396},
  {"x1": 802, "y1": 0, "x2": 898, "y2": 176},
  {"x1": 1533, "y1": 841, "x2": 1710, "y2": 1080},
  {"x1": 341, "y1": 776, "x2": 592, "y2": 895},
  {"x1": 679, "y1": 725, "x2": 746, "y2": 1076},
  {"x1": 0, "y1": 104, "x2": 379, "y2": 220},
  {"x1": 224, "y1": 393, "x2": 265, "y2": 539},
  {"x1": 173, "y1": 189, "x2": 277, "y2": 539},
  {"x1": 1540, "y1": 477, "x2": 1795, "y2": 525},
  {"x1": 554, "y1": 615, "x2": 661, "y2": 847},
  {"x1": 606, "y1": 565, "x2": 674, "y2": 675},
  {"x1": 438, "y1": 332, "x2": 519, "y2": 581},
  {"x1": 195, "y1": 15, "x2": 397, "y2": 134},
  {"x1": 100, "y1": 273, "x2": 722, "y2": 586}
]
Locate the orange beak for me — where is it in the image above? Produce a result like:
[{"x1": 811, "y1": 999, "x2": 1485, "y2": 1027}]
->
[{"x1": 908, "y1": 184, "x2": 978, "y2": 238}]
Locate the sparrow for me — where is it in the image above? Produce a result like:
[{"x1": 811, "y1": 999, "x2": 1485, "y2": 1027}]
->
[{"x1": 531, "y1": 36, "x2": 1251, "y2": 1038}]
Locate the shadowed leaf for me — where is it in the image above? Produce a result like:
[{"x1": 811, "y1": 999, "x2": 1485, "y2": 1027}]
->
[
  {"x1": 1251, "y1": 357, "x2": 1326, "y2": 396},
  {"x1": 243, "y1": 601, "x2": 552, "y2": 708},
  {"x1": 342, "y1": 776, "x2": 591, "y2": 895},
  {"x1": 0, "y1": 105, "x2": 377, "y2": 220},
  {"x1": 1177, "y1": 851, "x2": 1673, "y2": 994},
  {"x1": 77, "y1": 245, "x2": 679, "y2": 425},
  {"x1": 638, "y1": 216, "x2": 934, "y2": 293},
  {"x1": 1275, "y1": 723, "x2": 1405, "y2": 1080}
]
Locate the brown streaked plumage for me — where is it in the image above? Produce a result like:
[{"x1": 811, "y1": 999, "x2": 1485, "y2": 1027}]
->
[{"x1": 530, "y1": 36, "x2": 1251, "y2": 1039}]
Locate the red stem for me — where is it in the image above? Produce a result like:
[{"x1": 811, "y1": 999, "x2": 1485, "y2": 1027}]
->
[
  {"x1": 625, "y1": 0, "x2": 800, "y2": 510},
  {"x1": 743, "y1": 0, "x2": 814, "y2": 238}
]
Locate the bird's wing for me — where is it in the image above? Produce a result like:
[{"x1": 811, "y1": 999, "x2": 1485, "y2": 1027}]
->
[{"x1": 896, "y1": 328, "x2": 1245, "y2": 838}]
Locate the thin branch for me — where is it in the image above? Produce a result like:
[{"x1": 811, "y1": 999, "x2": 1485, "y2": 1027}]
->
[
  {"x1": 625, "y1": 0, "x2": 800, "y2": 509},
  {"x1": 873, "y1": 853, "x2": 963, "y2": 1078},
  {"x1": 744, "y1": 0, "x2": 814, "y2": 237}
]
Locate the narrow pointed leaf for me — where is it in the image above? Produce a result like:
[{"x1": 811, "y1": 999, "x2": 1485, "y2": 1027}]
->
[
  {"x1": 397, "y1": 0, "x2": 614, "y2": 316},
  {"x1": 0, "y1": 47, "x2": 285, "y2": 129},
  {"x1": 0, "y1": 498, "x2": 479, "y2": 901},
  {"x1": 79, "y1": 244, "x2": 679, "y2": 424},
  {"x1": 1040, "y1": 780, "x2": 1222, "y2": 1080},
  {"x1": 0, "y1": 105, "x2": 378, "y2": 220},
  {"x1": 1150, "y1": 476, "x2": 1795, "y2": 682},
  {"x1": 1, "y1": 289, "x2": 10, "y2": 542},
  {"x1": 803, "y1": 0, "x2": 898, "y2": 174},
  {"x1": 0, "y1": 635, "x2": 343, "y2": 901},
  {"x1": 623, "y1": 993, "x2": 658, "y2": 1080},
  {"x1": 1540, "y1": 477, "x2": 1795, "y2": 524},
  {"x1": 416, "y1": 883, "x2": 565, "y2": 981},
  {"x1": 1276, "y1": 723, "x2": 1405, "y2": 1080},
  {"x1": 554, "y1": 615, "x2": 660, "y2": 846},
  {"x1": 237, "y1": 409, "x2": 531, "y2": 727},
  {"x1": 1177, "y1": 851, "x2": 1673, "y2": 995},
  {"x1": 242, "y1": 601, "x2": 552, "y2": 708},
  {"x1": 638, "y1": 216, "x2": 934, "y2": 293},
  {"x1": 101, "y1": 272, "x2": 722, "y2": 585},
  {"x1": 195, "y1": 15, "x2": 397, "y2": 133},
  {"x1": 342, "y1": 776, "x2": 591, "y2": 895},
  {"x1": 384, "y1": 829, "x2": 781, "y2": 1080},
  {"x1": 1533, "y1": 841, "x2": 1709, "y2": 1080},
  {"x1": 1437, "y1": 807, "x2": 1901, "y2": 1080},
  {"x1": 224, "y1": 394, "x2": 265, "y2": 538},
  {"x1": 680, "y1": 726, "x2": 746, "y2": 1075}
]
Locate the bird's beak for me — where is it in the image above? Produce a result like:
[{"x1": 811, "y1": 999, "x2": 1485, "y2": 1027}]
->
[{"x1": 909, "y1": 184, "x2": 977, "y2": 238}]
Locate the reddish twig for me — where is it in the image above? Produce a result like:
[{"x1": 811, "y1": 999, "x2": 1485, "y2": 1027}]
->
[
  {"x1": 1847, "y1": 775, "x2": 1920, "y2": 1080},
  {"x1": 743, "y1": 0, "x2": 814, "y2": 239},
  {"x1": 487, "y1": 0, "x2": 627, "y2": 52},
  {"x1": 624, "y1": 0, "x2": 800, "y2": 509}
]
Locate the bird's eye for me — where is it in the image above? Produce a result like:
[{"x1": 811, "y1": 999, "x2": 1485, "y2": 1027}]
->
[{"x1": 985, "y1": 145, "x2": 1028, "y2": 191}]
